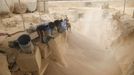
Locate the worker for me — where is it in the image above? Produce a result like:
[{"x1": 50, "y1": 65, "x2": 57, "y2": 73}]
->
[
  {"x1": 65, "y1": 18, "x2": 71, "y2": 31},
  {"x1": 60, "y1": 19, "x2": 67, "y2": 33},
  {"x1": 36, "y1": 22, "x2": 54, "y2": 46},
  {"x1": 36, "y1": 24, "x2": 46, "y2": 43},
  {"x1": 54, "y1": 19, "x2": 62, "y2": 33},
  {"x1": 48, "y1": 22, "x2": 56, "y2": 36}
]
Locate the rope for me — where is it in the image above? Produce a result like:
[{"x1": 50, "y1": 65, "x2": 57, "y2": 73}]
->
[
  {"x1": 123, "y1": 0, "x2": 127, "y2": 14},
  {"x1": 38, "y1": 10, "x2": 42, "y2": 23},
  {"x1": 44, "y1": 0, "x2": 46, "y2": 13},
  {"x1": 0, "y1": 16, "x2": 3, "y2": 26},
  {"x1": 133, "y1": 10, "x2": 134, "y2": 18},
  {"x1": 4, "y1": 0, "x2": 13, "y2": 15},
  {"x1": 37, "y1": 0, "x2": 48, "y2": 23},
  {"x1": 3, "y1": 0, "x2": 14, "y2": 31},
  {"x1": 37, "y1": 0, "x2": 43, "y2": 23},
  {"x1": 18, "y1": 0, "x2": 26, "y2": 32}
]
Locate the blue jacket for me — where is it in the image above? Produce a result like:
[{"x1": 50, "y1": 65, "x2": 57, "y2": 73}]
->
[{"x1": 60, "y1": 20, "x2": 67, "y2": 31}]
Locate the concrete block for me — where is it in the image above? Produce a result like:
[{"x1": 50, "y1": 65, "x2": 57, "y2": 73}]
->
[
  {"x1": 37, "y1": 43, "x2": 51, "y2": 59},
  {"x1": 16, "y1": 46, "x2": 41, "y2": 72},
  {"x1": 0, "y1": 0, "x2": 14, "y2": 16}
]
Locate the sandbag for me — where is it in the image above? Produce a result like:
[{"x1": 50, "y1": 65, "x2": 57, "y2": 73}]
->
[
  {"x1": 13, "y1": 2, "x2": 27, "y2": 14},
  {"x1": 37, "y1": 43, "x2": 51, "y2": 59},
  {"x1": 23, "y1": 0, "x2": 37, "y2": 12},
  {"x1": 0, "y1": 0, "x2": 14, "y2": 15},
  {"x1": 0, "y1": 53, "x2": 11, "y2": 75},
  {"x1": 48, "y1": 39, "x2": 67, "y2": 67},
  {"x1": 37, "y1": 2, "x2": 45, "y2": 12},
  {"x1": 16, "y1": 47, "x2": 41, "y2": 72}
]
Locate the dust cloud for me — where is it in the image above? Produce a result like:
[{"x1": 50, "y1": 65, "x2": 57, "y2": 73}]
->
[
  {"x1": 45, "y1": 30, "x2": 122, "y2": 75},
  {"x1": 45, "y1": 8, "x2": 124, "y2": 75}
]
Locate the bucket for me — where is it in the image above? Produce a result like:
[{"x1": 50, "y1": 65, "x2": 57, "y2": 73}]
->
[{"x1": 17, "y1": 34, "x2": 34, "y2": 54}]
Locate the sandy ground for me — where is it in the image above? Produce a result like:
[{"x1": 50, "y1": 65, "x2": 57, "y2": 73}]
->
[{"x1": 44, "y1": 8, "x2": 124, "y2": 74}]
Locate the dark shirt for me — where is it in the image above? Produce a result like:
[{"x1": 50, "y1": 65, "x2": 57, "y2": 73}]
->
[{"x1": 36, "y1": 23, "x2": 49, "y2": 31}]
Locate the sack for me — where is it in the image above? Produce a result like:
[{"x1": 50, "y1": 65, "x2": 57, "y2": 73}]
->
[{"x1": 43, "y1": 36, "x2": 53, "y2": 44}]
